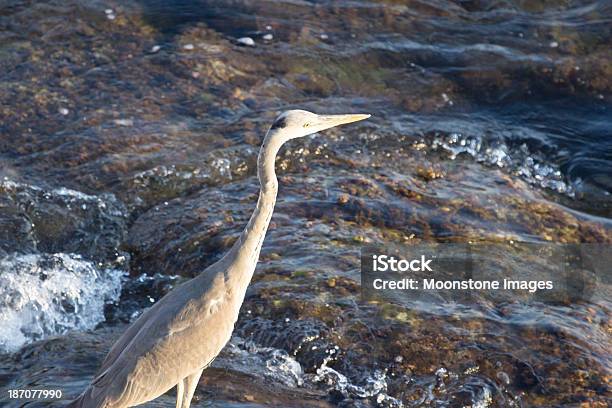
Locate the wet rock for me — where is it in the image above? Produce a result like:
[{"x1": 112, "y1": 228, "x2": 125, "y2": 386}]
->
[
  {"x1": 104, "y1": 273, "x2": 182, "y2": 324},
  {"x1": 0, "y1": 180, "x2": 127, "y2": 263},
  {"x1": 237, "y1": 317, "x2": 334, "y2": 373}
]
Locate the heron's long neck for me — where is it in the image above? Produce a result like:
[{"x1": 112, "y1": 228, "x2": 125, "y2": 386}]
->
[{"x1": 226, "y1": 134, "x2": 282, "y2": 289}]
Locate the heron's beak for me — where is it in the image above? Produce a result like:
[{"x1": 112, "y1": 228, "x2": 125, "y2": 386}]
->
[{"x1": 313, "y1": 113, "x2": 371, "y2": 132}]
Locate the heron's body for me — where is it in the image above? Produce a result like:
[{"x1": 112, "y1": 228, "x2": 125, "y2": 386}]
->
[{"x1": 68, "y1": 110, "x2": 369, "y2": 408}]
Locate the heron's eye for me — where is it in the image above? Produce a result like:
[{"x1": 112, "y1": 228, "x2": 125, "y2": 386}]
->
[{"x1": 303, "y1": 123, "x2": 310, "y2": 128}]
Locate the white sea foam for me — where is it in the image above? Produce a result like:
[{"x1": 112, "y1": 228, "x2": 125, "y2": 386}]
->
[
  {"x1": 310, "y1": 350, "x2": 404, "y2": 407},
  {"x1": 0, "y1": 253, "x2": 123, "y2": 353},
  {"x1": 217, "y1": 336, "x2": 304, "y2": 387},
  {"x1": 216, "y1": 336, "x2": 403, "y2": 406}
]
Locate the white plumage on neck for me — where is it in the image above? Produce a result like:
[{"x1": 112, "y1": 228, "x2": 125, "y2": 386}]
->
[{"x1": 227, "y1": 110, "x2": 371, "y2": 287}]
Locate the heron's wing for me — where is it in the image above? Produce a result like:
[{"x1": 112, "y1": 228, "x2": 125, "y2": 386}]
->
[
  {"x1": 84, "y1": 270, "x2": 229, "y2": 406},
  {"x1": 96, "y1": 305, "x2": 155, "y2": 375},
  {"x1": 95, "y1": 271, "x2": 212, "y2": 377}
]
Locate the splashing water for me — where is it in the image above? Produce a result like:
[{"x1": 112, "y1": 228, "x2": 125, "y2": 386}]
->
[
  {"x1": 217, "y1": 335, "x2": 405, "y2": 407},
  {"x1": 217, "y1": 336, "x2": 304, "y2": 387},
  {"x1": 0, "y1": 253, "x2": 124, "y2": 353},
  {"x1": 428, "y1": 132, "x2": 574, "y2": 195},
  {"x1": 310, "y1": 349, "x2": 404, "y2": 407}
]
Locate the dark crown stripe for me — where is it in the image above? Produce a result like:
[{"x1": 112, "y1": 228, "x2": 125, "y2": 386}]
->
[{"x1": 270, "y1": 116, "x2": 287, "y2": 130}]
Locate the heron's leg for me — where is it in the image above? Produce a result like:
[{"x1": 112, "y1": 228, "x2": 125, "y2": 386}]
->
[
  {"x1": 175, "y1": 379, "x2": 185, "y2": 408},
  {"x1": 176, "y1": 369, "x2": 204, "y2": 408}
]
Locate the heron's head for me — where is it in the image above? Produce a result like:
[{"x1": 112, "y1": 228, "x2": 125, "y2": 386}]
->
[{"x1": 268, "y1": 109, "x2": 370, "y2": 141}]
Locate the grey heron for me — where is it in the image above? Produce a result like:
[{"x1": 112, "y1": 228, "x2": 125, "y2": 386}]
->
[{"x1": 67, "y1": 110, "x2": 370, "y2": 408}]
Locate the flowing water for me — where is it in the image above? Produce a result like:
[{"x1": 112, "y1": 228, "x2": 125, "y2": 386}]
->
[{"x1": 0, "y1": 0, "x2": 610, "y2": 407}]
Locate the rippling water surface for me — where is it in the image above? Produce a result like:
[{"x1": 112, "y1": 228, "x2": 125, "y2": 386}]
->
[{"x1": 0, "y1": 0, "x2": 610, "y2": 407}]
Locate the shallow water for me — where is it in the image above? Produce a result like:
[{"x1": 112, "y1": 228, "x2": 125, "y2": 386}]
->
[{"x1": 0, "y1": 0, "x2": 610, "y2": 407}]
